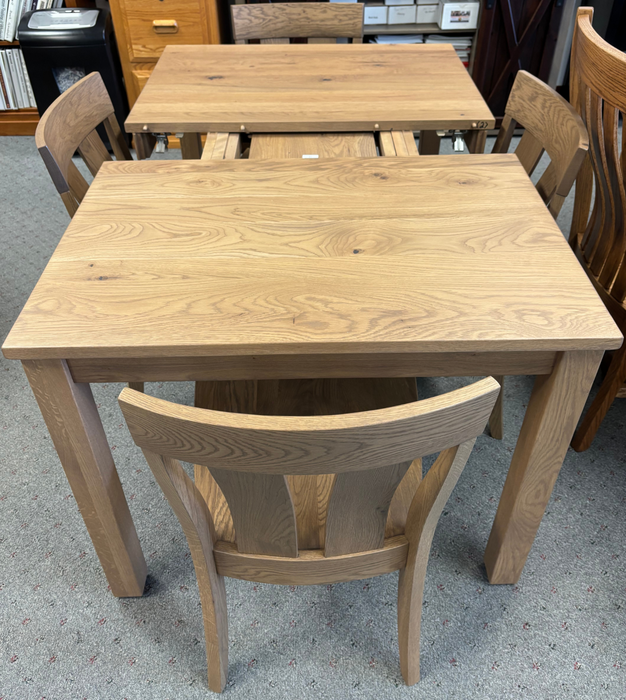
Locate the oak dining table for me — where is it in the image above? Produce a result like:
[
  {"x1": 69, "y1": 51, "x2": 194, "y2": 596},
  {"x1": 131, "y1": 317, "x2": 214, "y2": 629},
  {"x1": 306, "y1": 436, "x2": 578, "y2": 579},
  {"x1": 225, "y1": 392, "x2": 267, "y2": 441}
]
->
[
  {"x1": 124, "y1": 43, "x2": 496, "y2": 159},
  {"x1": 2, "y1": 153, "x2": 622, "y2": 597}
]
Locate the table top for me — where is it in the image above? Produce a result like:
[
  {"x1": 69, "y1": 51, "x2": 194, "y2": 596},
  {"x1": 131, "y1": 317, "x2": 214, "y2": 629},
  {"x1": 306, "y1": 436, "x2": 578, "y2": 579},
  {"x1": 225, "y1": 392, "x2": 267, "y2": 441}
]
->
[
  {"x1": 3, "y1": 155, "x2": 621, "y2": 361},
  {"x1": 125, "y1": 43, "x2": 495, "y2": 134}
]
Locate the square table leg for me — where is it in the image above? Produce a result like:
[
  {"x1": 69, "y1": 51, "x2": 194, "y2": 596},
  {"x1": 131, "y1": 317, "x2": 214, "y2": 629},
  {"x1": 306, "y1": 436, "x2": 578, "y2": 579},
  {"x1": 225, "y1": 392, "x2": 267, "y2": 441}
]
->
[
  {"x1": 484, "y1": 349, "x2": 603, "y2": 584},
  {"x1": 180, "y1": 132, "x2": 203, "y2": 160},
  {"x1": 22, "y1": 359, "x2": 147, "y2": 598},
  {"x1": 465, "y1": 129, "x2": 488, "y2": 154},
  {"x1": 418, "y1": 130, "x2": 441, "y2": 155}
]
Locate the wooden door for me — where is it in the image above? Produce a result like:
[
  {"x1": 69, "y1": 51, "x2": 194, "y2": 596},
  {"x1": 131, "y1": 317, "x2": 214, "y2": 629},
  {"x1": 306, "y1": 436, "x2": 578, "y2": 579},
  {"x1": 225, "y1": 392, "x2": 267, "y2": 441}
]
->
[{"x1": 472, "y1": 0, "x2": 566, "y2": 120}]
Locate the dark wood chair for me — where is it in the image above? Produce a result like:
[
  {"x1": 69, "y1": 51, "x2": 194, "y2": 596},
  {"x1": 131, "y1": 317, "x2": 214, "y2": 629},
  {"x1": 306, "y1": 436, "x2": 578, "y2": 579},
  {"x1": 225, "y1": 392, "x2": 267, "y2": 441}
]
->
[
  {"x1": 568, "y1": 7, "x2": 626, "y2": 450},
  {"x1": 119, "y1": 377, "x2": 500, "y2": 692}
]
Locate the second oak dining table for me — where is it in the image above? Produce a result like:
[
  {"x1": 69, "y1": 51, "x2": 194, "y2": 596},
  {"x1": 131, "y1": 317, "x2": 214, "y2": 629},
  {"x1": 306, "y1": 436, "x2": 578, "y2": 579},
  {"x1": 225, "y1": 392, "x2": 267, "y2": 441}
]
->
[
  {"x1": 2, "y1": 154, "x2": 622, "y2": 598},
  {"x1": 124, "y1": 43, "x2": 496, "y2": 158}
]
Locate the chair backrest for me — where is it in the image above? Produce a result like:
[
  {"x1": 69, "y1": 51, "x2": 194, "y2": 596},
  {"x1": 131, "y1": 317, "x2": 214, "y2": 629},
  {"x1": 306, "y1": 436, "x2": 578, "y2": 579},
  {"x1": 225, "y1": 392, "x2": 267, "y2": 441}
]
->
[
  {"x1": 120, "y1": 378, "x2": 499, "y2": 559},
  {"x1": 35, "y1": 71, "x2": 132, "y2": 218},
  {"x1": 231, "y1": 2, "x2": 364, "y2": 44},
  {"x1": 569, "y1": 6, "x2": 626, "y2": 303},
  {"x1": 492, "y1": 69, "x2": 588, "y2": 219}
]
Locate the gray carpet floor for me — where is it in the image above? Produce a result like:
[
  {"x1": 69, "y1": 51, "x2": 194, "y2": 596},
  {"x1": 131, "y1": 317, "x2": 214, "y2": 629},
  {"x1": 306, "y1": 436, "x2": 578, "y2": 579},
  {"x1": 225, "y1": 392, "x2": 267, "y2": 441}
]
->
[{"x1": 0, "y1": 135, "x2": 625, "y2": 700}]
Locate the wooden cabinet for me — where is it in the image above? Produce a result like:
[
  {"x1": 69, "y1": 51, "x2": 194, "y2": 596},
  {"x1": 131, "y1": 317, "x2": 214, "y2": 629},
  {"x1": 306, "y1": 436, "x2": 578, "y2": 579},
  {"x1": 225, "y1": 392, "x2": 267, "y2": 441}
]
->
[
  {"x1": 472, "y1": 0, "x2": 567, "y2": 121},
  {"x1": 109, "y1": 0, "x2": 223, "y2": 107}
]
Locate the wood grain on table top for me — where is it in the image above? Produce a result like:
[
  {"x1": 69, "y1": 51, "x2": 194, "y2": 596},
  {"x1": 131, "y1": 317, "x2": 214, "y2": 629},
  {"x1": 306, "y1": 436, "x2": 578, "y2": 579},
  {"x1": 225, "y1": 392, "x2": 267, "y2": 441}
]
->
[
  {"x1": 125, "y1": 44, "x2": 495, "y2": 133},
  {"x1": 3, "y1": 155, "x2": 621, "y2": 360}
]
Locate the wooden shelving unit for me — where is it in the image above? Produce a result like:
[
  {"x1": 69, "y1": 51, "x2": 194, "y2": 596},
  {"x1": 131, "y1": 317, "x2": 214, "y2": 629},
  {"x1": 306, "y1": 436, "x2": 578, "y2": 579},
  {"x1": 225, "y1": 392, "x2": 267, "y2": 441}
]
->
[
  {"x1": 0, "y1": 39, "x2": 39, "y2": 136},
  {"x1": 363, "y1": 22, "x2": 475, "y2": 35}
]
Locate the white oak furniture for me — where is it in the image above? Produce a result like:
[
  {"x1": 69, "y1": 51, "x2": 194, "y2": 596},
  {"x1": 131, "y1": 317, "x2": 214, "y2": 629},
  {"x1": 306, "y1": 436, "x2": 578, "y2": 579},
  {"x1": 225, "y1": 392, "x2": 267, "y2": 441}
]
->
[
  {"x1": 125, "y1": 43, "x2": 495, "y2": 158},
  {"x1": 2, "y1": 155, "x2": 621, "y2": 598},
  {"x1": 120, "y1": 378, "x2": 500, "y2": 691}
]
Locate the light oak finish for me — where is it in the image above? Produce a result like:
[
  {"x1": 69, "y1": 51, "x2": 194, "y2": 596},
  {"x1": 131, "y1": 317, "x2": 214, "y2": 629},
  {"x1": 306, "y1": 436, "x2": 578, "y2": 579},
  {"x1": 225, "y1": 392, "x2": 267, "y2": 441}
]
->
[
  {"x1": 488, "y1": 69, "x2": 589, "y2": 439},
  {"x1": 34, "y1": 72, "x2": 144, "y2": 395},
  {"x1": 249, "y1": 132, "x2": 376, "y2": 159},
  {"x1": 379, "y1": 130, "x2": 419, "y2": 157},
  {"x1": 231, "y1": 2, "x2": 364, "y2": 43},
  {"x1": 4, "y1": 157, "x2": 619, "y2": 361},
  {"x1": 2, "y1": 155, "x2": 621, "y2": 593},
  {"x1": 484, "y1": 349, "x2": 603, "y2": 582},
  {"x1": 493, "y1": 70, "x2": 588, "y2": 218},
  {"x1": 22, "y1": 359, "x2": 146, "y2": 598},
  {"x1": 213, "y1": 536, "x2": 409, "y2": 584},
  {"x1": 125, "y1": 43, "x2": 495, "y2": 135},
  {"x1": 119, "y1": 378, "x2": 499, "y2": 689},
  {"x1": 65, "y1": 351, "x2": 558, "y2": 384},
  {"x1": 568, "y1": 7, "x2": 626, "y2": 451},
  {"x1": 108, "y1": 0, "x2": 221, "y2": 109},
  {"x1": 35, "y1": 72, "x2": 132, "y2": 217}
]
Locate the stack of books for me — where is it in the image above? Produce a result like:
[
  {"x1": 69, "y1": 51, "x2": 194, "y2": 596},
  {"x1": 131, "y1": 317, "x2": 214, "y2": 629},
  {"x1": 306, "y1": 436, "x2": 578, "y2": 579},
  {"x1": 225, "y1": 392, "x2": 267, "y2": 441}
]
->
[
  {"x1": 0, "y1": 0, "x2": 63, "y2": 43},
  {"x1": 0, "y1": 47, "x2": 36, "y2": 109},
  {"x1": 424, "y1": 33, "x2": 472, "y2": 67}
]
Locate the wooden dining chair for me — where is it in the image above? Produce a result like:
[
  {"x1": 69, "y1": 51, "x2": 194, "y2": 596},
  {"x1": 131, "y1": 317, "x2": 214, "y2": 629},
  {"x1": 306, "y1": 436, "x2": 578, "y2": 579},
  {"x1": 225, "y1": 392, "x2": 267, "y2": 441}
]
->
[
  {"x1": 35, "y1": 71, "x2": 132, "y2": 218},
  {"x1": 486, "y1": 69, "x2": 589, "y2": 440},
  {"x1": 119, "y1": 377, "x2": 499, "y2": 692},
  {"x1": 231, "y1": 1, "x2": 364, "y2": 45},
  {"x1": 567, "y1": 7, "x2": 626, "y2": 451}
]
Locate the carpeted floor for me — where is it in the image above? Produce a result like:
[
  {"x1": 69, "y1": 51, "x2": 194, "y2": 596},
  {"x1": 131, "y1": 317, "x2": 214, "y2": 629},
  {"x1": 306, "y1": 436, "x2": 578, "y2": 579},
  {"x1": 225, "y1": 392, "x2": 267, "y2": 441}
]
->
[{"x1": 0, "y1": 135, "x2": 625, "y2": 700}]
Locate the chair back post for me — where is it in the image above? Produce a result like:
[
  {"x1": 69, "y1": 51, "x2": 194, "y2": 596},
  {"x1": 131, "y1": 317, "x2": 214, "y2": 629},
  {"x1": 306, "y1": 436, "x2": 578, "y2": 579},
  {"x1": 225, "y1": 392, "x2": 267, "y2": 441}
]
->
[{"x1": 231, "y1": 2, "x2": 364, "y2": 43}]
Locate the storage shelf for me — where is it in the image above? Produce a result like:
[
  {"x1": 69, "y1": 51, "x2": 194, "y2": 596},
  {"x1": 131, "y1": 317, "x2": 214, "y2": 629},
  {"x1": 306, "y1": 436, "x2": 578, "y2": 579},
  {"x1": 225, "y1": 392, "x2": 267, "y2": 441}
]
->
[
  {"x1": 0, "y1": 39, "x2": 40, "y2": 135},
  {"x1": 0, "y1": 107, "x2": 39, "y2": 135},
  {"x1": 364, "y1": 23, "x2": 476, "y2": 35}
]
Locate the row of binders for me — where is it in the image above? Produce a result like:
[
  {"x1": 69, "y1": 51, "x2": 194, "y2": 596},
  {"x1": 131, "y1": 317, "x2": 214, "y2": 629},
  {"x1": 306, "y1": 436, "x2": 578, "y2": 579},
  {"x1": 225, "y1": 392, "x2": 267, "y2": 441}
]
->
[
  {"x1": 0, "y1": 0, "x2": 62, "y2": 43},
  {"x1": 0, "y1": 48, "x2": 37, "y2": 110}
]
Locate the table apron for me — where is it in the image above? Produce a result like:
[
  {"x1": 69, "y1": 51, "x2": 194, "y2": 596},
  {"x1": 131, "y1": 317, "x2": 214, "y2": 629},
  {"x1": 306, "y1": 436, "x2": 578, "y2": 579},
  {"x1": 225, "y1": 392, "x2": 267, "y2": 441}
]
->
[{"x1": 67, "y1": 351, "x2": 557, "y2": 384}]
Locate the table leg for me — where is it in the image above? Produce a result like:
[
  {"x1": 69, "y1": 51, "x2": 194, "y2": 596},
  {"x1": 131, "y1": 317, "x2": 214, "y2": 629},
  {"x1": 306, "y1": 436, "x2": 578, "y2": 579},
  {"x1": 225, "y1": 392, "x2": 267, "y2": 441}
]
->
[
  {"x1": 465, "y1": 129, "x2": 488, "y2": 154},
  {"x1": 23, "y1": 359, "x2": 147, "y2": 597},
  {"x1": 180, "y1": 132, "x2": 203, "y2": 160},
  {"x1": 419, "y1": 130, "x2": 441, "y2": 155},
  {"x1": 133, "y1": 133, "x2": 156, "y2": 160},
  {"x1": 484, "y1": 350, "x2": 603, "y2": 584}
]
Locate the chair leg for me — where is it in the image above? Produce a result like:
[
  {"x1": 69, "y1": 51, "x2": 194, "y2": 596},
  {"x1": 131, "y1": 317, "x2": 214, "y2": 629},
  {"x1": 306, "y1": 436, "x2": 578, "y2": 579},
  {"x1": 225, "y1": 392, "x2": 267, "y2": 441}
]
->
[
  {"x1": 142, "y1": 449, "x2": 228, "y2": 692},
  {"x1": 488, "y1": 376, "x2": 504, "y2": 440},
  {"x1": 571, "y1": 346, "x2": 626, "y2": 452},
  {"x1": 397, "y1": 440, "x2": 475, "y2": 684}
]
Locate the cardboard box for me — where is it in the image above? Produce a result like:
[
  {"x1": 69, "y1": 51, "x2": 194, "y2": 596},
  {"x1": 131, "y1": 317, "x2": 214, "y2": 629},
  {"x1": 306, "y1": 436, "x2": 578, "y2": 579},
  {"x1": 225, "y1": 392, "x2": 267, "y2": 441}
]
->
[
  {"x1": 364, "y1": 4, "x2": 388, "y2": 24},
  {"x1": 388, "y1": 4, "x2": 417, "y2": 23},
  {"x1": 416, "y1": 3, "x2": 438, "y2": 22},
  {"x1": 437, "y1": 1, "x2": 480, "y2": 30}
]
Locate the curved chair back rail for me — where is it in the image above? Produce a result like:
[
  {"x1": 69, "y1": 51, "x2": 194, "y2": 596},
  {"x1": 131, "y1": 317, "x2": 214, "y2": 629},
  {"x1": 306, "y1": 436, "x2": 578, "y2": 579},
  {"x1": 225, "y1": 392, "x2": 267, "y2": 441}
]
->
[
  {"x1": 231, "y1": 2, "x2": 364, "y2": 44},
  {"x1": 35, "y1": 71, "x2": 132, "y2": 217},
  {"x1": 119, "y1": 378, "x2": 499, "y2": 691}
]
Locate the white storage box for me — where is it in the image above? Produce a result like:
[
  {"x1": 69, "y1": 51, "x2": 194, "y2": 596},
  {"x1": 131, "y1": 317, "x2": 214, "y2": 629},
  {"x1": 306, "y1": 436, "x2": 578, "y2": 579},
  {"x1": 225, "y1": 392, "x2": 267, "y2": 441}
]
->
[
  {"x1": 388, "y1": 4, "x2": 417, "y2": 23},
  {"x1": 364, "y1": 4, "x2": 388, "y2": 24},
  {"x1": 437, "y1": 1, "x2": 480, "y2": 30},
  {"x1": 416, "y1": 4, "x2": 438, "y2": 22},
  {"x1": 385, "y1": 0, "x2": 414, "y2": 5},
  {"x1": 416, "y1": 0, "x2": 436, "y2": 4}
]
